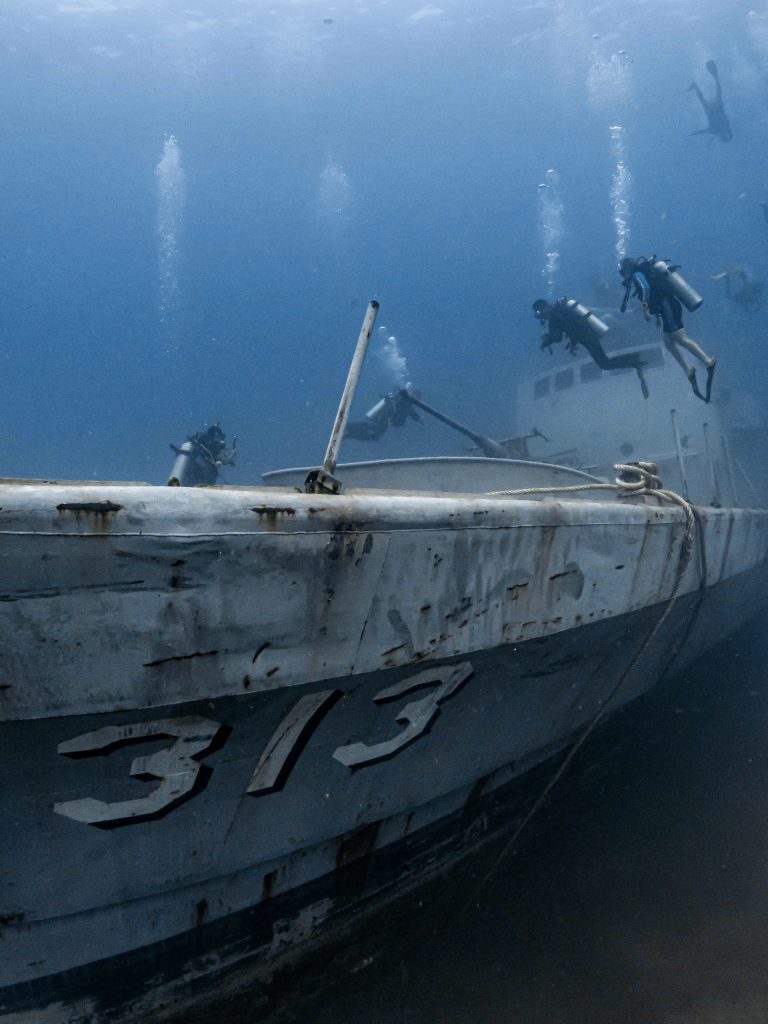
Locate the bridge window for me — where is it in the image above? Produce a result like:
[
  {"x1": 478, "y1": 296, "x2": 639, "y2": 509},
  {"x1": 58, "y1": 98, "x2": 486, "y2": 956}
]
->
[
  {"x1": 534, "y1": 376, "x2": 551, "y2": 399},
  {"x1": 554, "y1": 368, "x2": 574, "y2": 391},
  {"x1": 580, "y1": 363, "x2": 602, "y2": 383}
]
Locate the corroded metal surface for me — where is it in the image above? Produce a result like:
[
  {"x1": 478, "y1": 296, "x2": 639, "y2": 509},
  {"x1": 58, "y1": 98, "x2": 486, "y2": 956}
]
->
[
  {"x1": 0, "y1": 479, "x2": 766, "y2": 1023},
  {"x1": 0, "y1": 482, "x2": 765, "y2": 721}
]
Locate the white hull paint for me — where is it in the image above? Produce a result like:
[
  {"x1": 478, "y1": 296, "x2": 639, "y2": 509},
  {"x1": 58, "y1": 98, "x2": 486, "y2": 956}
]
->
[{"x1": 1, "y1": 479, "x2": 767, "y2": 1021}]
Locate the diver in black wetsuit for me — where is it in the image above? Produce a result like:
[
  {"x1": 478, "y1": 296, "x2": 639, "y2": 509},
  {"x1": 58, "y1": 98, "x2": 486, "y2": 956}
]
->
[
  {"x1": 168, "y1": 423, "x2": 237, "y2": 486},
  {"x1": 346, "y1": 388, "x2": 421, "y2": 441},
  {"x1": 689, "y1": 60, "x2": 732, "y2": 142},
  {"x1": 532, "y1": 297, "x2": 649, "y2": 399},
  {"x1": 620, "y1": 256, "x2": 716, "y2": 402}
]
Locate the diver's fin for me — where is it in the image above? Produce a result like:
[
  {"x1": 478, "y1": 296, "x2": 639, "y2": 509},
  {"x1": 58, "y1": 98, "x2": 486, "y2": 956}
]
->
[
  {"x1": 688, "y1": 367, "x2": 706, "y2": 402},
  {"x1": 636, "y1": 365, "x2": 649, "y2": 400},
  {"x1": 705, "y1": 359, "x2": 716, "y2": 403},
  {"x1": 706, "y1": 60, "x2": 718, "y2": 78}
]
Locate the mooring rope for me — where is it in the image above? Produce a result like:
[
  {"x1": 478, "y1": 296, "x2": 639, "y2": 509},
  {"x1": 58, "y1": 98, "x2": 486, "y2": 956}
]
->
[{"x1": 455, "y1": 462, "x2": 703, "y2": 918}]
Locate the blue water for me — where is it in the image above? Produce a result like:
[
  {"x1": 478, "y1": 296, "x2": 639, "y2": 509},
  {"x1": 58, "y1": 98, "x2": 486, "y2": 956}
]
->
[
  {"x1": 3, "y1": 5, "x2": 768, "y2": 1020},
  {"x1": 1, "y1": 0, "x2": 766, "y2": 483}
]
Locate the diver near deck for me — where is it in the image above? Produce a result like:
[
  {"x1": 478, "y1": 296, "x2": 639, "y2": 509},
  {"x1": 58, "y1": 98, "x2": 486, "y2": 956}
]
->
[
  {"x1": 619, "y1": 256, "x2": 716, "y2": 403},
  {"x1": 689, "y1": 60, "x2": 732, "y2": 142},
  {"x1": 710, "y1": 265, "x2": 764, "y2": 311},
  {"x1": 533, "y1": 297, "x2": 649, "y2": 399},
  {"x1": 167, "y1": 423, "x2": 237, "y2": 486},
  {"x1": 346, "y1": 387, "x2": 422, "y2": 441}
]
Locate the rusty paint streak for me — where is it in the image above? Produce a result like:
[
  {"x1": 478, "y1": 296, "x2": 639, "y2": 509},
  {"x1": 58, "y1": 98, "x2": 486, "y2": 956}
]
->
[
  {"x1": 194, "y1": 899, "x2": 208, "y2": 928},
  {"x1": 0, "y1": 912, "x2": 25, "y2": 929},
  {"x1": 549, "y1": 568, "x2": 575, "y2": 581},
  {"x1": 262, "y1": 870, "x2": 277, "y2": 901},
  {"x1": 250, "y1": 506, "x2": 296, "y2": 516},
  {"x1": 252, "y1": 642, "x2": 271, "y2": 663},
  {"x1": 56, "y1": 501, "x2": 123, "y2": 514},
  {"x1": 0, "y1": 580, "x2": 147, "y2": 601},
  {"x1": 143, "y1": 650, "x2": 219, "y2": 668},
  {"x1": 336, "y1": 820, "x2": 380, "y2": 870}
]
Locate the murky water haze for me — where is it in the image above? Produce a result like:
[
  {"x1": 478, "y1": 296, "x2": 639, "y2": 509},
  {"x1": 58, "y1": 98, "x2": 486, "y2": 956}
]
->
[
  {"x1": 215, "y1": 620, "x2": 768, "y2": 1024},
  {"x1": 1, "y1": 2, "x2": 767, "y2": 1019}
]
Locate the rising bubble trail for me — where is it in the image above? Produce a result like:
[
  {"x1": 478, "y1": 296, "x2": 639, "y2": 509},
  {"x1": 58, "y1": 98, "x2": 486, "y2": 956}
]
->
[
  {"x1": 155, "y1": 135, "x2": 186, "y2": 333},
  {"x1": 537, "y1": 169, "x2": 564, "y2": 297},
  {"x1": 376, "y1": 325, "x2": 411, "y2": 390},
  {"x1": 316, "y1": 154, "x2": 352, "y2": 226},
  {"x1": 609, "y1": 125, "x2": 631, "y2": 264}
]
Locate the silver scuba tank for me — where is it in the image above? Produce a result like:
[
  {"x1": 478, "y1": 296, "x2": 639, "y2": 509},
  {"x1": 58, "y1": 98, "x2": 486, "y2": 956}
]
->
[
  {"x1": 649, "y1": 259, "x2": 703, "y2": 312},
  {"x1": 168, "y1": 441, "x2": 198, "y2": 487},
  {"x1": 562, "y1": 299, "x2": 610, "y2": 339}
]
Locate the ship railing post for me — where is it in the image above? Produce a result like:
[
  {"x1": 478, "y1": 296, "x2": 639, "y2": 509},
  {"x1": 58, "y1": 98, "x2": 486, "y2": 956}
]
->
[
  {"x1": 734, "y1": 457, "x2": 761, "y2": 507},
  {"x1": 720, "y1": 430, "x2": 739, "y2": 507},
  {"x1": 305, "y1": 300, "x2": 380, "y2": 495},
  {"x1": 702, "y1": 421, "x2": 720, "y2": 506},
  {"x1": 670, "y1": 408, "x2": 690, "y2": 500}
]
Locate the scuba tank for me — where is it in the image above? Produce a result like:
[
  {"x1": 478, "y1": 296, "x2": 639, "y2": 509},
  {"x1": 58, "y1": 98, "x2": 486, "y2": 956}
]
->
[
  {"x1": 561, "y1": 298, "x2": 610, "y2": 339},
  {"x1": 648, "y1": 258, "x2": 703, "y2": 312}
]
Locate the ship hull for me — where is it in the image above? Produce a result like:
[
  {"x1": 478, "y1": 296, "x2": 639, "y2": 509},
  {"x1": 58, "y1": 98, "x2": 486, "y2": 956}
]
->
[{"x1": 0, "y1": 483, "x2": 766, "y2": 1021}]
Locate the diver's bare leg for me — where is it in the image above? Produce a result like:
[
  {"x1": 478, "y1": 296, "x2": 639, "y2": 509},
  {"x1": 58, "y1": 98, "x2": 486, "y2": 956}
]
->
[
  {"x1": 665, "y1": 333, "x2": 706, "y2": 400},
  {"x1": 688, "y1": 82, "x2": 707, "y2": 112},
  {"x1": 668, "y1": 327, "x2": 714, "y2": 367},
  {"x1": 663, "y1": 333, "x2": 692, "y2": 374}
]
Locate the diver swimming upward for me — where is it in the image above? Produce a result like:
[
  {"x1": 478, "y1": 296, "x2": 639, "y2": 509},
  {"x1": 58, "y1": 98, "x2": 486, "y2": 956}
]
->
[
  {"x1": 532, "y1": 297, "x2": 649, "y2": 399},
  {"x1": 689, "y1": 60, "x2": 732, "y2": 142},
  {"x1": 620, "y1": 256, "x2": 717, "y2": 403}
]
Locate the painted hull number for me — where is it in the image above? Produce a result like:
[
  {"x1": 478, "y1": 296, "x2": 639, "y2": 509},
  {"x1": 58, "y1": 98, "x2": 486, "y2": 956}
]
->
[
  {"x1": 54, "y1": 662, "x2": 473, "y2": 827},
  {"x1": 54, "y1": 717, "x2": 225, "y2": 827},
  {"x1": 333, "y1": 661, "x2": 473, "y2": 768}
]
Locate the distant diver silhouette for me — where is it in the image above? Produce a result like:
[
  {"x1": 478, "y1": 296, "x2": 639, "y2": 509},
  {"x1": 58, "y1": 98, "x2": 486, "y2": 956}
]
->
[
  {"x1": 710, "y1": 266, "x2": 764, "y2": 311},
  {"x1": 688, "y1": 60, "x2": 732, "y2": 142}
]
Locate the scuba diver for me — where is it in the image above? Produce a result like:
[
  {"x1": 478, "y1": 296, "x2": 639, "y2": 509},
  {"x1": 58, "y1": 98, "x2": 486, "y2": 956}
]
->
[
  {"x1": 688, "y1": 60, "x2": 732, "y2": 142},
  {"x1": 532, "y1": 297, "x2": 649, "y2": 399},
  {"x1": 168, "y1": 423, "x2": 237, "y2": 486},
  {"x1": 345, "y1": 386, "x2": 422, "y2": 441},
  {"x1": 710, "y1": 265, "x2": 764, "y2": 311},
  {"x1": 619, "y1": 256, "x2": 716, "y2": 403}
]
